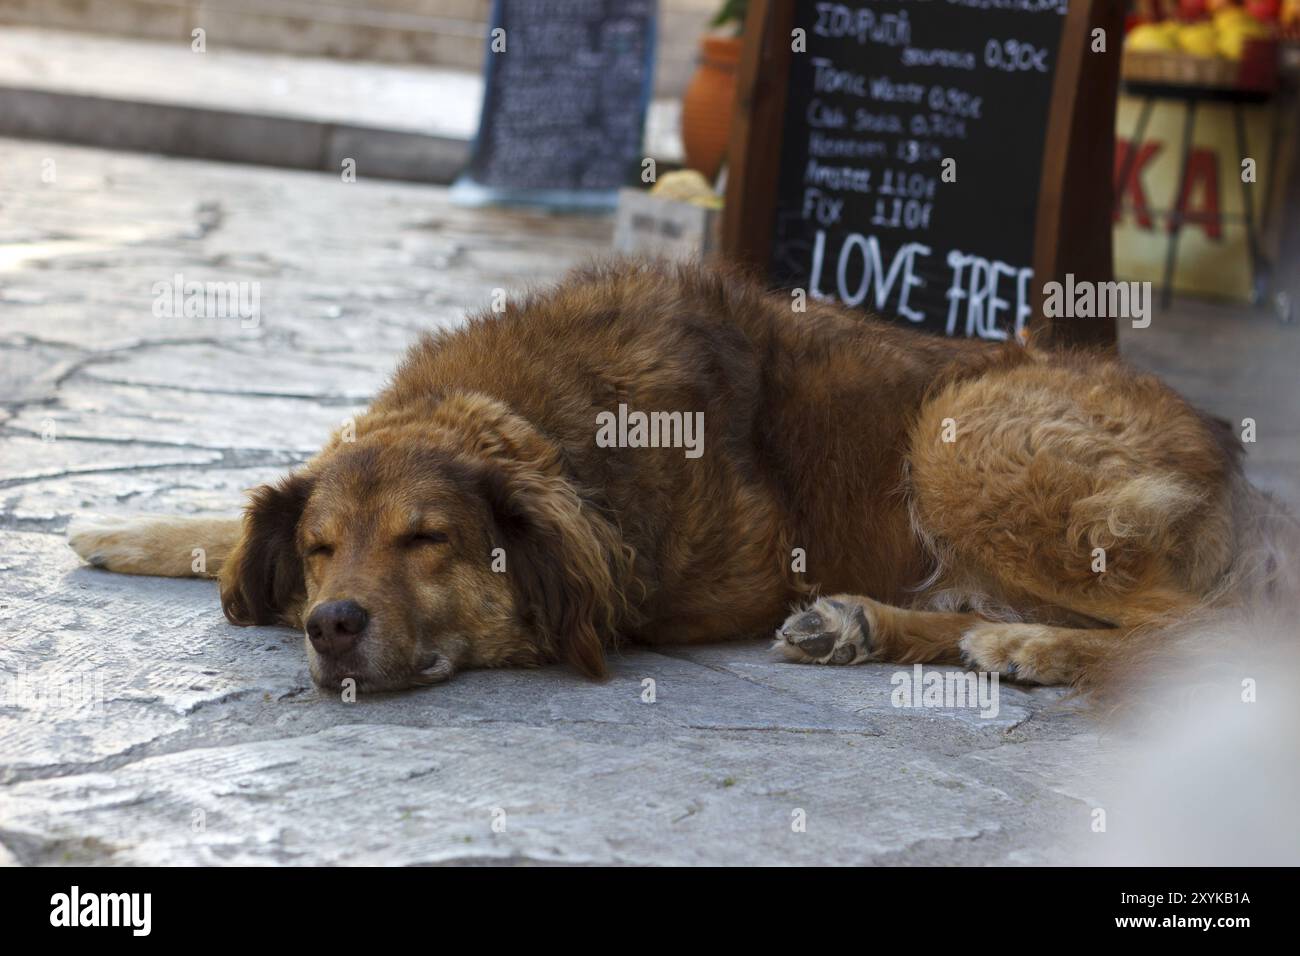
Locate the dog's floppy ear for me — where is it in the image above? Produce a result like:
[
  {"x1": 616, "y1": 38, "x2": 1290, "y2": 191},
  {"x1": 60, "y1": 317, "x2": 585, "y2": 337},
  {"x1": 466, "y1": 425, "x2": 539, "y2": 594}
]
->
[
  {"x1": 482, "y1": 466, "x2": 631, "y2": 678},
  {"x1": 220, "y1": 472, "x2": 314, "y2": 628}
]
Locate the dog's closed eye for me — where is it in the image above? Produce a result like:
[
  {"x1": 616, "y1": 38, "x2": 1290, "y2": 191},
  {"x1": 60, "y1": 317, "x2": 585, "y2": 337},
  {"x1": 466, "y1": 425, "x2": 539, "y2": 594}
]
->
[{"x1": 405, "y1": 531, "x2": 449, "y2": 547}]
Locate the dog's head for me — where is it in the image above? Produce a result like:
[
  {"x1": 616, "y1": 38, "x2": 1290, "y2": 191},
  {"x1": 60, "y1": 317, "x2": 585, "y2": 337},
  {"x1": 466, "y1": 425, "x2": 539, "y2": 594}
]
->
[{"x1": 218, "y1": 421, "x2": 630, "y2": 692}]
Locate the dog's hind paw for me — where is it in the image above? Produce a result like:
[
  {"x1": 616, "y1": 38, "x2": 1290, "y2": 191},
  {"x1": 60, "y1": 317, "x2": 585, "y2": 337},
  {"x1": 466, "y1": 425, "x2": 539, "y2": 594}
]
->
[
  {"x1": 958, "y1": 623, "x2": 1062, "y2": 685},
  {"x1": 774, "y1": 596, "x2": 874, "y2": 665}
]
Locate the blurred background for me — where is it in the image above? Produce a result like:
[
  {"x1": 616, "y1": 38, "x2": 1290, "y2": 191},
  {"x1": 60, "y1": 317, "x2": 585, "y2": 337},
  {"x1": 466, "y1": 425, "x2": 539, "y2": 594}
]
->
[{"x1": 0, "y1": 2, "x2": 1295, "y2": 299}]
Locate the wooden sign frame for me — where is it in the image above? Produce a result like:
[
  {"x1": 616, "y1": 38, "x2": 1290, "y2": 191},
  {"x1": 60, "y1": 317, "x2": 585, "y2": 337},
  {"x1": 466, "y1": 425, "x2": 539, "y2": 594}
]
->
[{"x1": 722, "y1": 0, "x2": 1125, "y2": 348}]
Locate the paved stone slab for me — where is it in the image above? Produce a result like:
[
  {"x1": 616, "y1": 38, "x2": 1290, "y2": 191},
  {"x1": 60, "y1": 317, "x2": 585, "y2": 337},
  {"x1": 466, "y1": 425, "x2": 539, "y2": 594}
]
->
[
  {"x1": 660, "y1": 643, "x2": 1066, "y2": 736},
  {"x1": 1, "y1": 465, "x2": 287, "y2": 534},
  {"x1": 3, "y1": 722, "x2": 1075, "y2": 866},
  {"x1": 1, "y1": 435, "x2": 223, "y2": 485},
  {"x1": 7, "y1": 381, "x2": 364, "y2": 453}
]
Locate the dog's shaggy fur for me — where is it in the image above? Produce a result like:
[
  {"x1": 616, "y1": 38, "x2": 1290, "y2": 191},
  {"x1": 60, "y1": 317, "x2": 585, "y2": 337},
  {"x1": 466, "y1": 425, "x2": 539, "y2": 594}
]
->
[{"x1": 69, "y1": 261, "x2": 1298, "y2": 695}]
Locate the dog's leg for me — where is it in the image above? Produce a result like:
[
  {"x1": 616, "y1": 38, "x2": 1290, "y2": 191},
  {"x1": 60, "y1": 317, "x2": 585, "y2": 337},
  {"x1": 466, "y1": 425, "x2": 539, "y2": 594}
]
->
[
  {"x1": 68, "y1": 515, "x2": 242, "y2": 578},
  {"x1": 775, "y1": 595, "x2": 1131, "y2": 685},
  {"x1": 775, "y1": 593, "x2": 977, "y2": 667}
]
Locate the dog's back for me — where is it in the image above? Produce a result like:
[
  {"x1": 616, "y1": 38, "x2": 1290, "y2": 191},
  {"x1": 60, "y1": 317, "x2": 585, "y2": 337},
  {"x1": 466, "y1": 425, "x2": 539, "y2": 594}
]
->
[{"x1": 374, "y1": 260, "x2": 1030, "y2": 608}]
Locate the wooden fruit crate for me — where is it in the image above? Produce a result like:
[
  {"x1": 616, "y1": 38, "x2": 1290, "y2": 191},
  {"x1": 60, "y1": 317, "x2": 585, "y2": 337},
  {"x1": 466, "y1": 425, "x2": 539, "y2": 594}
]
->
[
  {"x1": 1122, "y1": 39, "x2": 1278, "y2": 92},
  {"x1": 1123, "y1": 49, "x2": 1237, "y2": 87}
]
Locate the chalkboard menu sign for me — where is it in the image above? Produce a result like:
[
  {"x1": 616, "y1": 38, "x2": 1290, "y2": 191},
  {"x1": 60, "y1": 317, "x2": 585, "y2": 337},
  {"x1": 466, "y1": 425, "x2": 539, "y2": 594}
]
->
[
  {"x1": 765, "y1": 0, "x2": 1068, "y2": 340},
  {"x1": 453, "y1": 0, "x2": 657, "y2": 209},
  {"x1": 723, "y1": 0, "x2": 1124, "y2": 346}
]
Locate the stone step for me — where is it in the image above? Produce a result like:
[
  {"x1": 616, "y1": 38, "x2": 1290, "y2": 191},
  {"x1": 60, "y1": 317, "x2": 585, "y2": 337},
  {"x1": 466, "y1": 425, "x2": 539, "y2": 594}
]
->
[
  {"x1": 0, "y1": 0, "x2": 494, "y2": 72},
  {"x1": 0, "y1": 26, "x2": 683, "y2": 184},
  {"x1": 0, "y1": 0, "x2": 715, "y2": 98}
]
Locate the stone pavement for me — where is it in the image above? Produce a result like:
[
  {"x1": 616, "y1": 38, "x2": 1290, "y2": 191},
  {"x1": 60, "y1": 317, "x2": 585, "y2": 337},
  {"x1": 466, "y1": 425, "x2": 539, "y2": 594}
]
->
[{"x1": 0, "y1": 138, "x2": 1289, "y2": 866}]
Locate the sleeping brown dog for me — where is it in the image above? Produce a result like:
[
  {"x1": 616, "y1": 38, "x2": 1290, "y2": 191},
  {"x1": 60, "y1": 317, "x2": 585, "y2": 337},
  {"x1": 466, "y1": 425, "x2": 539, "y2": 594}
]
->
[{"x1": 68, "y1": 260, "x2": 1296, "y2": 694}]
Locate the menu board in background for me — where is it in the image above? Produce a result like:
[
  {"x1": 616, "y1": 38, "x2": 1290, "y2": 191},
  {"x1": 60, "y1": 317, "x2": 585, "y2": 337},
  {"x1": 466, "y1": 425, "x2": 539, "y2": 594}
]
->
[
  {"x1": 454, "y1": 0, "x2": 657, "y2": 209},
  {"x1": 769, "y1": 0, "x2": 1068, "y2": 340}
]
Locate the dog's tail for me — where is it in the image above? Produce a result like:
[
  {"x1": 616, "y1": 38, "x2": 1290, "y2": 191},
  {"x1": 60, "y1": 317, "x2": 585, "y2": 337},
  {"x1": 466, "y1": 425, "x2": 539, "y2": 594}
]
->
[{"x1": 67, "y1": 514, "x2": 242, "y2": 579}]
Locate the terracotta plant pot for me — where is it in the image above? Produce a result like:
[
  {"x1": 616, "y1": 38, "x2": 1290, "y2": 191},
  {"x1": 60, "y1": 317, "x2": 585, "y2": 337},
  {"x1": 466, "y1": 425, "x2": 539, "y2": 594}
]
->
[{"x1": 680, "y1": 34, "x2": 743, "y2": 182}]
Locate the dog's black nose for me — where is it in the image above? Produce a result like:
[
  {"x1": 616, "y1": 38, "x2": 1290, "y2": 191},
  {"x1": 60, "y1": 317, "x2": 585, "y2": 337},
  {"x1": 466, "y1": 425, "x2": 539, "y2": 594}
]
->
[{"x1": 306, "y1": 600, "x2": 369, "y2": 656}]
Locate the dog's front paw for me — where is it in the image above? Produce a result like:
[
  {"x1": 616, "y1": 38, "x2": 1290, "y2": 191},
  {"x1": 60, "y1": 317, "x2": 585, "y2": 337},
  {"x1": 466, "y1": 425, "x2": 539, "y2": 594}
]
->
[
  {"x1": 68, "y1": 518, "x2": 140, "y2": 571},
  {"x1": 66, "y1": 514, "x2": 225, "y2": 578},
  {"x1": 774, "y1": 597, "x2": 874, "y2": 665}
]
